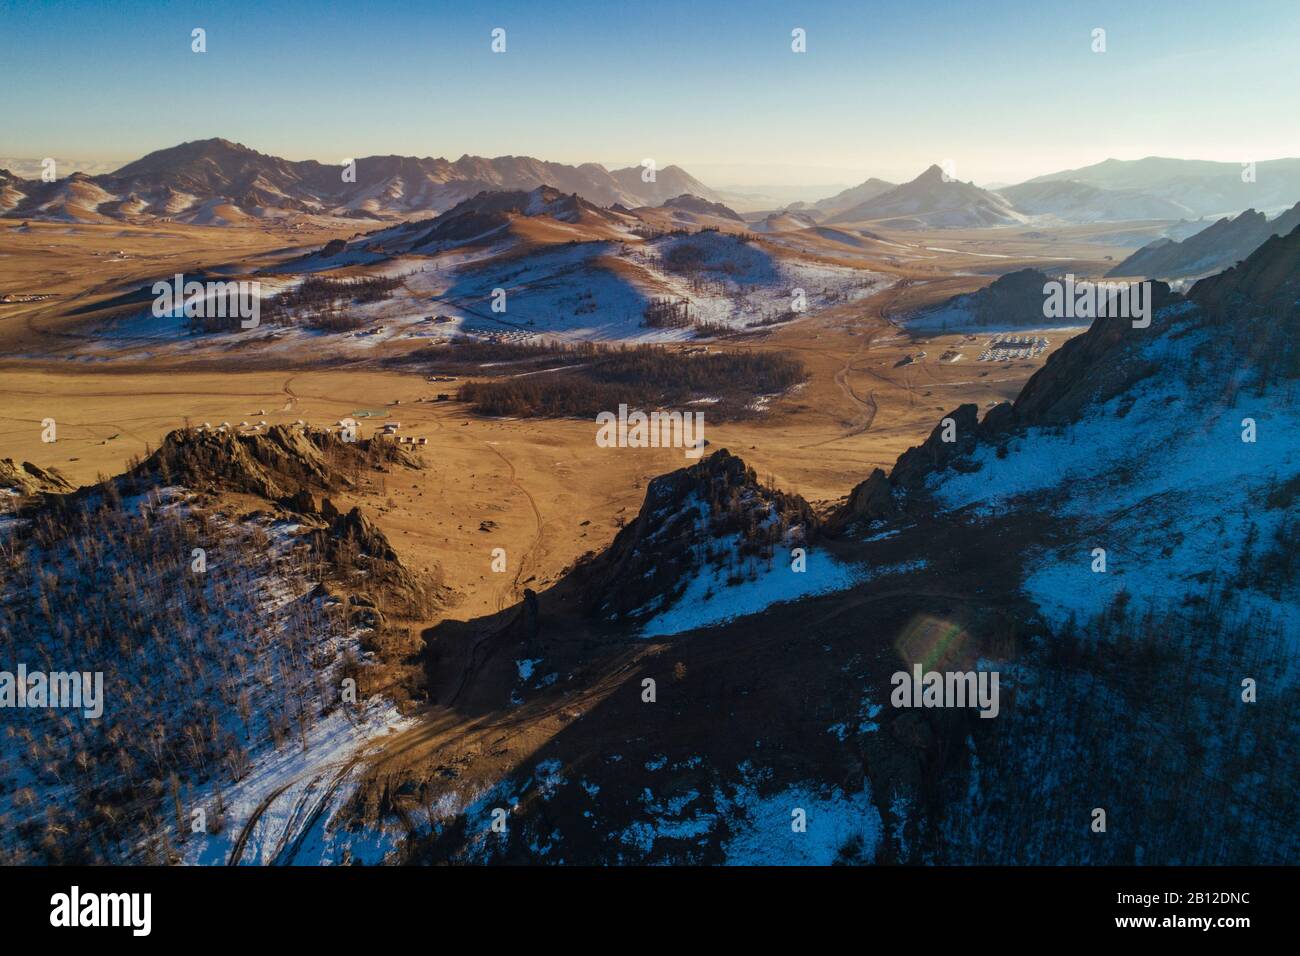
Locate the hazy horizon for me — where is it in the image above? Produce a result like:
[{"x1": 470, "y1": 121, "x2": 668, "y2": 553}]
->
[{"x1": 7, "y1": 147, "x2": 1300, "y2": 199}]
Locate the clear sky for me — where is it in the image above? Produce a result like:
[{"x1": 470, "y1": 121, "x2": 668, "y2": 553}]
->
[{"x1": 2, "y1": 0, "x2": 1298, "y2": 186}]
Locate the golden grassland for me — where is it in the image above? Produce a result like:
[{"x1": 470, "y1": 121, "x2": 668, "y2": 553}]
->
[
  {"x1": 0, "y1": 216, "x2": 1109, "y2": 624},
  {"x1": 0, "y1": 215, "x2": 1126, "y2": 849}
]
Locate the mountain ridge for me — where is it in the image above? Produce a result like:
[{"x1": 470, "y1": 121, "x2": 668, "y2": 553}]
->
[
  {"x1": 0, "y1": 138, "x2": 721, "y2": 225},
  {"x1": 828, "y1": 165, "x2": 1027, "y2": 229},
  {"x1": 1108, "y1": 201, "x2": 1300, "y2": 280}
]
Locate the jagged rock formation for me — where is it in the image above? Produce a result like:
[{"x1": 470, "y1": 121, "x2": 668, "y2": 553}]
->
[
  {"x1": 56, "y1": 425, "x2": 450, "y2": 618},
  {"x1": 889, "y1": 404, "x2": 984, "y2": 492},
  {"x1": 892, "y1": 277, "x2": 1187, "y2": 495},
  {"x1": 138, "y1": 425, "x2": 343, "y2": 498},
  {"x1": 1009, "y1": 282, "x2": 1181, "y2": 425},
  {"x1": 310, "y1": 498, "x2": 438, "y2": 619},
  {"x1": 877, "y1": 224, "x2": 1300, "y2": 516},
  {"x1": 129, "y1": 424, "x2": 420, "y2": 500},
  {"x1": 1109, "y1": 202, "x2": 1300, "y2": 280},
  {"x1": 573, "y1": 449, "x2": 815, "y2": 622},
  {"x1": 314, "y1": 498, "x2": 396, "y2": 560},
  {"x1": 1188, "y1": 223, "x2": 1300, "y2": 318},
  {"x1": 824, "y1": 468, "x2": 899, "y2": 534},
  {"x1": 0, "y1": 458, "x2": 74, "y2": 497}
]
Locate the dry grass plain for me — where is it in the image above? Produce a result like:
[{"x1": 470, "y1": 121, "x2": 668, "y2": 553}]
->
[
  {"x1": 0, "y1": 217, "x2": 1119, "y2": 624},
  {"x1": 1, "y1": 216, "x2": 1132, "y2": 853}
]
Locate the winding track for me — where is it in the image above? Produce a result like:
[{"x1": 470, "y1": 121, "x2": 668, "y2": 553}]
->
[
  {"x1": 800, "y1": 334, "x2": 881, "y2": 448},
  {"x1": 226, "y1": 779, "x2": 296, "y2": 866},
  {"x1": 226, "y1": 756, "x2": 361, "y2": 866}
]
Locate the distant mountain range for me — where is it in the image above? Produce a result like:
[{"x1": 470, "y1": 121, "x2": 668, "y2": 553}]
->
[
  {"x1": 5, "y1": 142, "x2": 1300, "y2": 233},
  {"x1": 807, "y1": 156, "x2": 1300, "y2": 229},
  {"x1": 997, "y1": 179, "x2": 1195, "y2": 222},
  {"x1": 1022, "y1": 156, "x2": 1300, "y2": 219},
  {"x1": 826, "y1": 165, "x2": 1027, "y2": 229},
  {"x1": 1108, "y1": 201, "x2": 1300, "y2": 279},
  {"x1": 0, "y1": 138, "x2": 719, "y2": 225},
  {"x1": 787, "y1": 177, "x2": 896, "y2": 218}
]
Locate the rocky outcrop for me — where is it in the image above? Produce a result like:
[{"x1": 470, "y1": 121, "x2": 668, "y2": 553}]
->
[
  {"x1": 308, "y1": 498, "x2": 444, "y2": 617},
  {"x1": 0, "y1": 458, "x2": 74, "y2": 497},
  {"x1": 825, "y1": 468, "x2": 899, "y2": 535},
  {"x1": 910, "y1": 268, "x2": 1052, "y2": 331},
  {"x1": 118, "y1": 425, "x2": 445, "y2": 616},
  {"x1": 888, "y1": 280, "x2": 1182, "y2": 492},
  {"x1": 139, "y1": 425, "x2": 343, "y2": 499},
  {"x1": 1188, "y1": 223, "x2": 1300, "y2": 320},
  {"x1": 282, "y1": 487, "x2": 319, "y2": 515},
  {"x1": 313, "y1": 500, "x2": 399, "y2": 564},
  {"x1": 889, "y1": 404, "x2": 982, "y2": 492},
  {"x1": 1186, "y1": 224, "x2": 1300, "y2": 383},
  {"x1": 979, "y1": 402, "x2": 1018, "y2": 435},
  {"x1": 573, "y1": 449, "x2": 816, "y2": 622},
  {"x1": 1011, "y1": 280, "x2": 1180, "y2": 425},
  {"x1": 135, "y1": 424, "x2": 422, "y2": 501}
]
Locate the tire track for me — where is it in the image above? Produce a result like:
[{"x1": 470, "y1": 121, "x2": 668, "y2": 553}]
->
[
  {"x1": 226, "y1": 778, "x2": 297, "y2": 866},
  {"x1": 476, "y1": 439, "x2": 543, "y2": 612},
  {"x1": 227, "y1": 756, "x2": 360, "y2": 866},
  {"x1": 801, "y1": 330, "x2": 882, "y2": 448},
  {"x1": 271, "y1": 759, "x2": 361, "y2": 866}
]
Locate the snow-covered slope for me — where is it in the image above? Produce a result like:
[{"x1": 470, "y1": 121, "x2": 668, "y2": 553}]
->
[
  {"x1": 0, "y1": 427, "x2": 441, "y2": 865},
  {"x1": 878, "y1": 226, "x2": 1300, "y2": 863}
]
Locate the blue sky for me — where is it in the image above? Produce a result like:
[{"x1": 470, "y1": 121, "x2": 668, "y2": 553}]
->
[{"x1": 2, "y1": 0, "x2": 1298, "y2": 185}]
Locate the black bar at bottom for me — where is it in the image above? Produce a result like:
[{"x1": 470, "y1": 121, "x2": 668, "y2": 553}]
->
[{"x1": 0, "y1": 865, "x2": 1281, "y2": 942}]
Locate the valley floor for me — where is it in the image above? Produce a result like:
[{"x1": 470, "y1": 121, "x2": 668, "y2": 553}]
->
[{"x1": 0, "y1": 217, "x2": 1109, "y2": 864}]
